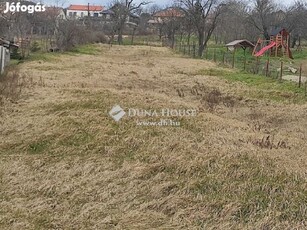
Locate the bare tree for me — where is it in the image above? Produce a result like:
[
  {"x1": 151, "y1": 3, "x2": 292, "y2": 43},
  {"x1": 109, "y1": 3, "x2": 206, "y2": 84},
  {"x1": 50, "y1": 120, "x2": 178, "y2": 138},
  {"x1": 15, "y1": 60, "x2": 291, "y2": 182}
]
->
[
  {"x1": 146, "y1": 4, "x2": 162, "y2": 15},
  {"x1": 181, "y1": 13, "x2": 194, "y2": 45},
  {"x1": 161, "y1": 8, "x2": 183, "y2": 48},
  {"x1": 111, "y1": 0, "x2": 149, "y2": 44},
  {"x1": 282, "y1": 0, "x2": 307, "y2": 47},
  {"x1": 178, "y1": 0, "x2": 225, "y2": 57},
  {"x1": 247, "y1": 0, "x2": 278, "y2": 40},
  {"x1": 213, "y1": 0, "x2": 251, "y2": 43},
  {"x1": 55, "y1": 20, "x2": 96, "y2": 51}
]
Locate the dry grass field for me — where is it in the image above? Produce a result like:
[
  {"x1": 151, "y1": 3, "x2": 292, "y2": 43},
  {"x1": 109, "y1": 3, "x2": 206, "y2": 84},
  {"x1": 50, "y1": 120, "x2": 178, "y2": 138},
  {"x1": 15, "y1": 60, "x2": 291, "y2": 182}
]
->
[{"x1": 0, "y1": 44, "x2": 307, "y2": 229}]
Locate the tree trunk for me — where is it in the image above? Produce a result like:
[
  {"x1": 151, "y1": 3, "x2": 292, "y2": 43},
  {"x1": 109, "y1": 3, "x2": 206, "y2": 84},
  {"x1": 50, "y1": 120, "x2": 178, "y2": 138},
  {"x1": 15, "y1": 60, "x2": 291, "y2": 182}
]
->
[
  {"x1": 187, "y1": 32, "x2": 191, "y2": 46},
  {"x1": 158, "y1": 27, "x2": 162, "y2": 40},
  {"x1": 214, "y1": 35, "x2": 218, "y2": 44},
  {"x1": 118, "y1": 29, "x2": 123, "y2": 45},
  {"x1": 263, "y1": 29, "x2": 270, "y2": 41},
  {"x1": 131, "y1": 27, "x2": 136, "y2": 45},
  {"x1": 180, "y1": 32, "x2": 183, "y2": 43},
  {"x1": 198, "y1": 32, "x2": 205, "y2": 57},
  {"x1": 171, "y1": 31, "x2": 175, "y2": 49},
  {"x1": 291, "y1": 35, "x2": 298, "y2": 48}
]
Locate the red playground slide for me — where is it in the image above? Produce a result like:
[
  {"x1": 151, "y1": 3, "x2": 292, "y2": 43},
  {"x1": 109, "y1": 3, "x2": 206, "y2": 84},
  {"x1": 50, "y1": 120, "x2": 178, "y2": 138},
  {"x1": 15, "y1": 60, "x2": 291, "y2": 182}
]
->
[{"x1": 255, "y1": 41, "x2": 276, "y2": 57}]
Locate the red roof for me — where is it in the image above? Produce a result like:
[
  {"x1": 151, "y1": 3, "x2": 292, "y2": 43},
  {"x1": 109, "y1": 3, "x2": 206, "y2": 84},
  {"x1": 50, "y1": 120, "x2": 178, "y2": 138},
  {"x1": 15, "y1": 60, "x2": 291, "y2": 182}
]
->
[
  {"x1": 154, "y1": 8, "x2": 184, "y2": 18},
  {"x1": 68, "y1": 5, "x2": 103, "y2": 11}
]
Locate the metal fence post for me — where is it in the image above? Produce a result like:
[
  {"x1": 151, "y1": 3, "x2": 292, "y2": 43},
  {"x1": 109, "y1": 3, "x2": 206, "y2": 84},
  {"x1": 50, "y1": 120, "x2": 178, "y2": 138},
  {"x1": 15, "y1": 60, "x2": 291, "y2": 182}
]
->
[
  {"x1": 243, "y1": 55, "x2": 247, "y2": 71},
  {"x1": 265, "y1": 59, "x2": 270, "y2": 77},
  {"x1": 279, "y1": 61, "x2": 283, "y2": 81},
  {"x1": 232, "y1": 49, "x2": 235, "y2": 68},
  {"x1": 213, "y1": 49, "x2": 216, "y2": 62},
  {"x1": 280, "y1": 61, "x2": 284, "y2": 80}
]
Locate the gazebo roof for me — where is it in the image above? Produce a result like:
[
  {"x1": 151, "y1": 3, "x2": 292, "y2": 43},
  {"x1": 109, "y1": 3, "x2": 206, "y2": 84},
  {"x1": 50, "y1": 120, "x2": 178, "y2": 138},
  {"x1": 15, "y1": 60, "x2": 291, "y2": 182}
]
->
[{"x1": 225, "y1": 39, "x2": 255, "y2": 49}]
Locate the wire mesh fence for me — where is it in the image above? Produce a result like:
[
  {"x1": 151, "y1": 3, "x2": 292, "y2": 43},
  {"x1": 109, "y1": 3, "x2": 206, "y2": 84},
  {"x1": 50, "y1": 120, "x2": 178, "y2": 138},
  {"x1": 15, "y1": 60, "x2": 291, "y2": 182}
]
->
[{"x1": 173, "y1": 42, "x2": 307, "y2": 95}]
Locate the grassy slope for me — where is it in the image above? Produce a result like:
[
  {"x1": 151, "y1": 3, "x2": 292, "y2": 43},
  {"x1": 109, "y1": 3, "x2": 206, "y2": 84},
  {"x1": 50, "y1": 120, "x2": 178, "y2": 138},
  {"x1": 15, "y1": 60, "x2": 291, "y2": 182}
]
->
[{"x1": 1, "y1": 44, "x2": 307, "y2": 229}]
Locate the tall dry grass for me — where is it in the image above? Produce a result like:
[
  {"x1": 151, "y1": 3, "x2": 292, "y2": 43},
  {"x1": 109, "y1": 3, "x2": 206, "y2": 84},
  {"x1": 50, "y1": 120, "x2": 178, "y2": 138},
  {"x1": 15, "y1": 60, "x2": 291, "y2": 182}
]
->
[
  {"x1": 0, "y1": 45, "x2": 307, "y2": 229},
  {"x1": 0, "y1": 68, "x2": 34, "y2": 115}
]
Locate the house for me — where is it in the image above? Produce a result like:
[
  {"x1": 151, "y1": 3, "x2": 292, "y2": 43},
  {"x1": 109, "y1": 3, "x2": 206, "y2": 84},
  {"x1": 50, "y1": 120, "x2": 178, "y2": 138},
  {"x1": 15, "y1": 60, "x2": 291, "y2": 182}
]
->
[
  {"x1": 149, "y1": 7, "x2": 185, "y2": 24},
  {"x1": 100, "y1": 9, "x2": 115, "y2": 21},
  {"x1": 127, "y1": 13, "x2": 140, "y2": 26},
  {"x1": 44, "y1": 6, "x2": 66, "y2": 20},
  {"x1": 147, "y1": 7, "x2": 184, "y2": 35},
  {"x1": 67, "y1": 4, "x2": 104, "y2": 18}
]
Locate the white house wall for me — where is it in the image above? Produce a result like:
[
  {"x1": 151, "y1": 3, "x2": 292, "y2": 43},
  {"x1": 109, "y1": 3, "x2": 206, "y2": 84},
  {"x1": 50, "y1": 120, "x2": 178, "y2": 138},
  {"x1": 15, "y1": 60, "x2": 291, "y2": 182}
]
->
[{"x1": 67, "y1": 10, "x2": 102, "y2": 18}]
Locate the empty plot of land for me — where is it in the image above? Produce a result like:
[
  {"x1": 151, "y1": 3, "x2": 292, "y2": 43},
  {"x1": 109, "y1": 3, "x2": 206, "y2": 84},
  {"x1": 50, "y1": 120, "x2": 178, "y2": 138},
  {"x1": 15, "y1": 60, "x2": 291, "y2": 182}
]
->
[{"x1": 0, "y1": 45, "x2": 307, "y2": 229}]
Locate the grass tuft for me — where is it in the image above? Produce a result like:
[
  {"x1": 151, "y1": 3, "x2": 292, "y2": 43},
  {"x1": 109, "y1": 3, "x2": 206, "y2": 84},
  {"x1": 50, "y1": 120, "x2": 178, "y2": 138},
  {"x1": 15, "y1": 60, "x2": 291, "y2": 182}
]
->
[{"x1": 69, "y1": 44, "x2": 101, "y2": 55}]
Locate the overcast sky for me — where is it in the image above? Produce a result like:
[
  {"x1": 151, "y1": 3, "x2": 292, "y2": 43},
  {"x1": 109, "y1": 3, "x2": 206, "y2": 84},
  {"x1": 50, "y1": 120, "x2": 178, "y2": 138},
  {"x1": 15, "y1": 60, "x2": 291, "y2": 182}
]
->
[
  {"x1": 46, "y1": 0, "x2": 172, "y2": 7},
  {"x1": 47, "y1": 0, "x2": 298, "y2": 8}
]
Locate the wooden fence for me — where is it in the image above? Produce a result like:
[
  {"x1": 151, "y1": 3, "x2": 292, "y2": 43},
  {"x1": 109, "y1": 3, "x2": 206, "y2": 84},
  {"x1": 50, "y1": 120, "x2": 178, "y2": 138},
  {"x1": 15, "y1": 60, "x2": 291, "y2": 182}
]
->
[{"x1": 0, "y1": 45, "x2": 10, "y2": 74}]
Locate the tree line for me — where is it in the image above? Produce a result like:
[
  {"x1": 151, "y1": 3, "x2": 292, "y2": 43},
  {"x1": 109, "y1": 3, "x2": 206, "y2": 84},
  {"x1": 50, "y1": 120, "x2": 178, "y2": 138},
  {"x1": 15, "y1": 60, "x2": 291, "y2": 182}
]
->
[{"x1": 152, "y1": 0, "x2": 307, "y2": 57}]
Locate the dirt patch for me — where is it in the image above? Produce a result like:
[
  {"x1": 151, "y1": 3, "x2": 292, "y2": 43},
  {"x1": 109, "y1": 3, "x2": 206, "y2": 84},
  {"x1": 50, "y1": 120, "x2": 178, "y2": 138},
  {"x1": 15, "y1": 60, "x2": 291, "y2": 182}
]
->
[{"x1": 282, "y1": 74, "x2": 307, "y2": 83}]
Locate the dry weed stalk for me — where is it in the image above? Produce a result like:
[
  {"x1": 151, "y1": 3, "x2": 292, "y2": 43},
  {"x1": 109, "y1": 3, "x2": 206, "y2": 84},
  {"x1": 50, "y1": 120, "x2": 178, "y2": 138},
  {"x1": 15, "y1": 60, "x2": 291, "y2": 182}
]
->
[
  {"x1": 0, "y1": 69, "x2": 33, "y2": 115},
  {"x1": 252, "y1": 135, "x2": 290, "y2": 149}
]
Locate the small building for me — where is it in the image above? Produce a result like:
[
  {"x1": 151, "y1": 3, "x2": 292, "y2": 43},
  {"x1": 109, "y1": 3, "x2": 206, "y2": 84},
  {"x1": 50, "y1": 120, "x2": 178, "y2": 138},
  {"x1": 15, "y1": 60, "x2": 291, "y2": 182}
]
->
[
  {"x1": 226, "y1": 39, "x2": 255, "y2": 52},
  {"x1": 148, "y1": 7, "x2": 184, "y2": 34},
  {"x1": 0, "y1": 38, "x2": 18, "y2": 74},
  {"x1": 0, "y1": 46, "x2": 10, "y2": 74},
  {"x1": 152, "y1": 7, "x2": 185, "y2": 23},
  {"x1": 0, "y1": 38, "x2": 19, "y2": 51},
  {"x1": 44, "y1": 6, "x2": 66, "y2": 20},
  {"x1": 100, "y1": 9, "x2": 115, "y2": 20},
  {"x1": 67, "y1": 5, "x2": 104, "y2": 18}
]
